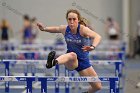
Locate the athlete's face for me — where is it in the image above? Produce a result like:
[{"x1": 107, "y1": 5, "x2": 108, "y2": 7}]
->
[{"x1": 67, "y1": 12, "x2": 79, "y2": 31}]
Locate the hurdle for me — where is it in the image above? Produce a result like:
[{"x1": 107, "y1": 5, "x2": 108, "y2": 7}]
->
[
  {"x1": 0, "y1": 76, "x2": 119, "y2": 93},
  {"x1": 0, "y1": 60, "x2": 123, "y2": 92},
  {"x1": 90, "y1": 60, "x2": 124, "y2": 93},
  {"x1": 63, "y1": 60, "x2": 123, "y2": 93},
  {"x1": 91, "y1": 60, "x2": 124, "y2": 78},
  {"x1": 97, "y1": 40, "x2": 126, "y2": 51},
  {"x1": 0, "y1": 50, "x2": 125, "y2": 78},
  {"x1": 0, "y1": 59, "x2": 123, "y2": 78},
  {"x1": 89, "y1": 51, "x2": 125, "y2": 60},
  {"x1": 0, "y1": 50, "x2": 125, "y2": 61}
]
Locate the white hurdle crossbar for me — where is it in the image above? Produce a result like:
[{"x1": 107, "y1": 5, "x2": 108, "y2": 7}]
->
[{"x1": 0, "y1": 76, "x2": 119, "y2": 93}]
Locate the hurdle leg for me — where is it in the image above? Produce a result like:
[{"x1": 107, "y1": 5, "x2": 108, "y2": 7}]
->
[
  {"x1": 5, "y1": 62, "x2": 10, "y2": 93},
  {"x1": 109, "y1": 78, "x2": 119, "y2": 93},
  {"x1": 55, "y1": 65, "x2": 59, "y2": 93},
  {"x1": 31, "y1": 63, "x2": 36, "y2": 76},
  {"x1": 115, "y1": 62, "x2": 122, "y2": 92},
  {"x1": 26, "y1": 78, "x2": 35, "y2": 93},
  {"x1": 24, "y1": 63, "x2": 28, "y2": 76},
  {"x1": 65, "y1": 67, "x2": 69, "y2": 93},
  {"x1": 71, "y1": 71, "x2": 75, "y2": 89},
  {"x1": 115, "y1": 62, "x2": 122, "y2": 78},
  {"x1": 38, "y1": 78, "x2": 47, "y2": 93}
]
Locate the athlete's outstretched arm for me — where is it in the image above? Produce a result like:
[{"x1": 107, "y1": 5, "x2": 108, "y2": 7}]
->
[{"x1": 37, "y1": 22, "x2": 66, "y2": 33}]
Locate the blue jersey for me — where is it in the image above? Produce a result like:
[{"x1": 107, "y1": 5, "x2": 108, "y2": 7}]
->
[
  {"x1": 1, "y1": 26, "x2": 8, "y2": 40},
  {"x1": 23, "y1": 26, "x2": 32, "y2": 39},
  {"x1": 64, "y1": 24, "x2": 92, "y2": 71},
  {"x1": 65, "y1": 24, "x2": 90, "y2": 59}
]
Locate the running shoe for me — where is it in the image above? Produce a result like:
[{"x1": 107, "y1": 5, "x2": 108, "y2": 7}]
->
[{"x1": 46, "y1": 51, "x2": 58, "y2": 68}]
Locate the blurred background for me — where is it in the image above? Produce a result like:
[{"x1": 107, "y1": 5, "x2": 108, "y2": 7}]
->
[{"x1": 0, "y1": 0, "x2": 140, "y2": 93}]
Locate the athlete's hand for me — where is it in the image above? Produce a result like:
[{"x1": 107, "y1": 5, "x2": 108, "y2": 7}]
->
[
  {"x1": 37, "y1": 22, "x2": 45, "y2": 31},
  {"x1": 82, "y1": 46, "x2": 94, "y2": 52}
]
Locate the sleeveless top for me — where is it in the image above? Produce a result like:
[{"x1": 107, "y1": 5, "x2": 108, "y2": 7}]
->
[
  {"x1": 64, "y1": 24, "x2": 90, "y2": 59},
  {"x1": 23, "y1": 26, "x2": 32, "y2": 39},
  {"x1": 1, "y1": 26, "x2": 8, "y2": 40}
]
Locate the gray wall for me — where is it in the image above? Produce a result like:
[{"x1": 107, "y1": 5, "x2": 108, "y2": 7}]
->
[
  {"x1": 0, "y1": 0, "x2": 122, "y2": 41},
  {"x1": 130, "y1": 0, "x2": 140, "y2": 34},
  {"x1": 130, "y1": 0, "x2": 140, "y2": 55}
]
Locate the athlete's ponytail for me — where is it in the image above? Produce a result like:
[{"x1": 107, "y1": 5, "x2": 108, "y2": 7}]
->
[{"x1": 79, "y1": 17, "x2": 89, "y2": 26}]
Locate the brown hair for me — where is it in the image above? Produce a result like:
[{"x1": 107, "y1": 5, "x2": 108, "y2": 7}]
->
[
  {"x1": 1, "y1": 19, "x2": 9, "y2": 27},
  {"x1": 79, "y1": 17, "x2": 90, "y2": 26},
  {"x1": 66, "y1": 9, "x2": 81, "y2": 20},
  {"x1": 66, "y1": 9, "x2": 87, "y2": 26}
]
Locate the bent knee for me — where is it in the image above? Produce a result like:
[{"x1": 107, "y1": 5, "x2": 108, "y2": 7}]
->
[
  {"x1": 95, "y1": 83, "x2": 102, "y2": 90},
  {"x1": 91, "y1": 83, "x2": 102, "y2": 91},
  {"x1": 69, "y1": 52, "x2": 77, "y2": 60}
]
